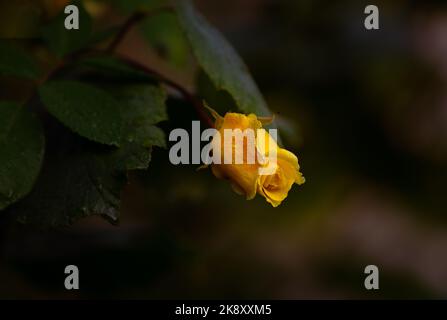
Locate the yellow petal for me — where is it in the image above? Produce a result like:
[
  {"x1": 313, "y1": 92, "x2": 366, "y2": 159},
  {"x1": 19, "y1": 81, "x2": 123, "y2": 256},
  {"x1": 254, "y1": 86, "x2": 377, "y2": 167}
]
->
[
  {"x1": 212, "y1": 163, "x2": 259, "y2": 199},
  {"x1": 256, "y1": 148, "x2": 305, "y2": 207},
  {"x1": 277, "y1": 148, "x2": 305, "y2": 185}
]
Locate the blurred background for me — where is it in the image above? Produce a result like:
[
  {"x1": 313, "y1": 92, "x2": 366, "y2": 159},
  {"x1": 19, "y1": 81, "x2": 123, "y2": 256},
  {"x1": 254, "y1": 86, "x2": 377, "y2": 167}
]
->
[{"x1": 1, "y1": 0, "x2": 447, "y2": 299}]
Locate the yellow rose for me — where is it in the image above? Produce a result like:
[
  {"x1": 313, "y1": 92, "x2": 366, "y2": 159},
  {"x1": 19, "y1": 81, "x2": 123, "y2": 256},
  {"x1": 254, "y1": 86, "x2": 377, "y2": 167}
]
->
[{"x1": 206, "y1": 106, "x2": 305, "y2": 207}]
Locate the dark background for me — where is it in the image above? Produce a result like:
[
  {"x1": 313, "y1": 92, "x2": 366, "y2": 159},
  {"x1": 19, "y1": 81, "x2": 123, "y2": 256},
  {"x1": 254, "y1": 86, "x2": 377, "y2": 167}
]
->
[{"x1": 1, "y1": 0, "x2": 447, "y2": 299}]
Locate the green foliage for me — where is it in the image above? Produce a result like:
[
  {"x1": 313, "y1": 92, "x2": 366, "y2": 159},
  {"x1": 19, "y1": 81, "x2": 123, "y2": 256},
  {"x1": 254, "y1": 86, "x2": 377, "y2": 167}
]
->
[
  {"x1": 0, "y1": 102, "x2": 45, "y2": 210},
  {"x1": 0, "y1": 42, "x2": 39, "y2": 79},
  {"x1": 41, "y1": 1, "x2": 92, "y2": 57},
  {"x1": 106, "y1": 83, "x2": 168, "y2": 171},
  {"x1": 0, "y1": 0, "x2": 274, "y2": 226},
  {"x1": 140, "y1": 12, "x2": 190, "y2": 67},
  {"x1": 39, "y1": 81, "x2": 124, "y2": 146},
  {"x1": 112, "y1": 84, "x2": 168, "y2": 129},
  {"x1": 14, "y1": 131, "x2": 125, "y2": 227},
  {"x1": 173, "y1": 0, "x2": 271, "y2": 116},
  {"x1": 196, "y1": 69, "x2": 238, "y2": 116},
  {"x1": 15, "y1": 82, "x2": 167, "y2": 227},
  {"x1": 79, "y1": 56, "x2": 153, "y2": 81}
]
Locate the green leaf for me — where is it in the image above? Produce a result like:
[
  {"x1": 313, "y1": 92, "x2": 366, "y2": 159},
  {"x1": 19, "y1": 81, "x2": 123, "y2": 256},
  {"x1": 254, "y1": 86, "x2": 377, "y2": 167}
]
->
[
  {"x1": 39, "y1": 81, "x2": 124, "y2": 146},
  {"x1": 13, "y1": 130, "x2": 124, "y2": 227},
  {"x1": 140, "y1": 12, "x2": 190, "y2": 67},
  {"x1": 0, "y1": 42, "x2": 39, "y2": 79},
  {"x1": 0, "y1": 102, "x2": 45, "y2": 210},
  {"x1": 13, "y1": 82, "x2": 168, "y2": 226},
  {"x1": 110, "y1": 143, "x2": 153, "y2": 172},
  {"x1": 112, "y1": 83, "x2": 168, "y2": 127},
  {"x1": 78, "y1": 56, "x2": 168, "y2": 170},
  {"x1": 196, "y1": 69, "x2": 238, "y2": 116},
  {"x1": 107, "y1": 83, "x2": 168, "y2": 170},
  {"x1": 79, "y1": 56, "x2": 154, "y2": 81},
  {"x1": 41, "y1": 1, "x2": 92, "y2": 57},
  {"x1": 173, "y1": 0, "x2": 271, "y2": 116}
]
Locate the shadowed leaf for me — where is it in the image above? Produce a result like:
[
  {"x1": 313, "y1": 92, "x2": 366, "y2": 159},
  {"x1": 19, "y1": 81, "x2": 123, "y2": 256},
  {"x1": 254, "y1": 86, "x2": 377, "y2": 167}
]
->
[
  {"x1": 0, "y1": 42, "x2": 39, "y2": 79},
  {"x1": 39, "y1": 80, "x2": 124, "y2": 146},
  {"x1": 174, "y1": 0, "x2": 270, "y2": 116},
  {"x1": 0, "y1": 102, "x2": 44, "y2": 210}
]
